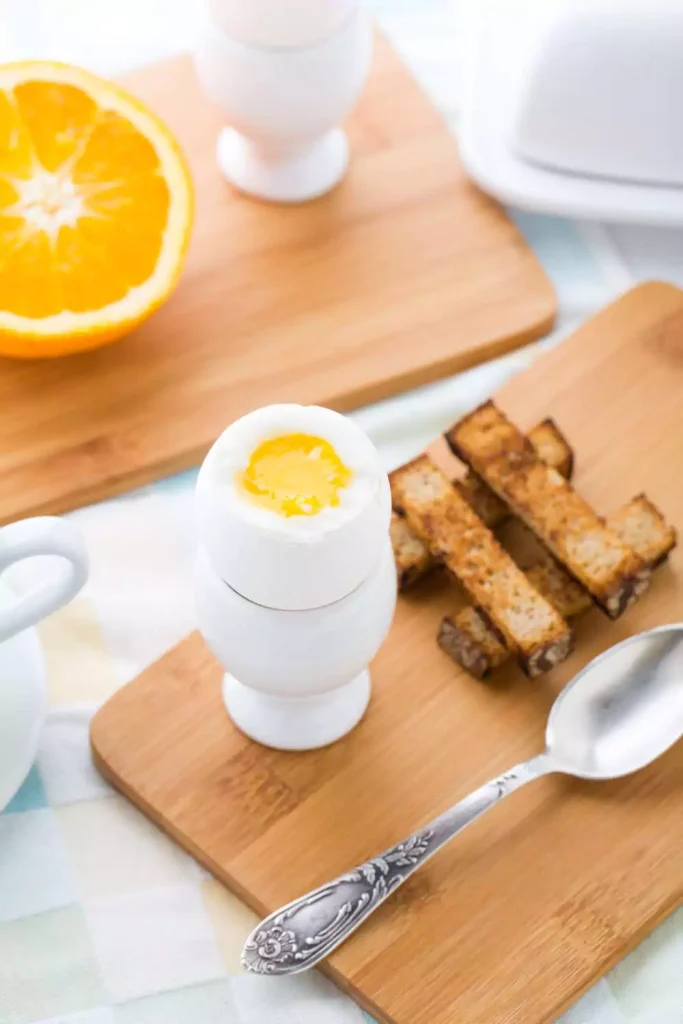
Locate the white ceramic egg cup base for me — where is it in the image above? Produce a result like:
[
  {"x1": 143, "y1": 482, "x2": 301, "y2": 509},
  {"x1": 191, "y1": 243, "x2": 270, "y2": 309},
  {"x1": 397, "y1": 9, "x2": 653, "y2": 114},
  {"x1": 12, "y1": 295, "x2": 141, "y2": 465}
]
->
[
  {"x1": 222, "y1": 669, "x2": 370, "y2": 750},
  {"x1": 217, "y1": 127, "x2": 349, "y2": 203}
]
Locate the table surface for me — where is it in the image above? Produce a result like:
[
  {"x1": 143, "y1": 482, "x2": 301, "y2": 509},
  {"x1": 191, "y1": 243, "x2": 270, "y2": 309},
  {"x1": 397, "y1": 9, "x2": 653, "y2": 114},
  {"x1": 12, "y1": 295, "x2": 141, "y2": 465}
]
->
[{"x1": 1, "y1": 3, "x2": 682, "y2": 1024}]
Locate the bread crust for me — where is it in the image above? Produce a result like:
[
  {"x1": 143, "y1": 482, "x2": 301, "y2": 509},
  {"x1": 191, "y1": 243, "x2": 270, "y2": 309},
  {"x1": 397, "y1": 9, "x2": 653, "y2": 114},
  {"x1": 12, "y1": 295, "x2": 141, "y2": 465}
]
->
[
  {"x1": 390, "y1": 511, "x2": 435, "y2": 590},
  {"x1": 391, "y1": 418, "x2": 574, "y2": 590},
  {"x1": 391, "y1": 454, "x2": 573, "y2": 677},
  {"x1": 446, "y1": 402, "x2": 651, "y2": 618},
  {"x1": 439, "y1": 495, "x2": 675, "y2": 677}
]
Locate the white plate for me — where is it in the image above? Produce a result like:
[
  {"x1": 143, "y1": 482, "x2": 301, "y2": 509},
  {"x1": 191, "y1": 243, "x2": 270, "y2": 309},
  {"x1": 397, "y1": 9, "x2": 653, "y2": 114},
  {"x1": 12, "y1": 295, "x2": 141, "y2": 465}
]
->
[{"x1": 458, "y1": 0, "x2": 683, "y2": 226}]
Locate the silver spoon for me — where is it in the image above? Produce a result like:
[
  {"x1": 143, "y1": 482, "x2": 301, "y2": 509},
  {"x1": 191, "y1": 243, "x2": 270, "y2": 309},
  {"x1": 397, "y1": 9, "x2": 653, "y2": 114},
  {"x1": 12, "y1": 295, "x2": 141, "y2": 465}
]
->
[{"x1": 242, "y1": 625, "x2": 683, "y2": 975}]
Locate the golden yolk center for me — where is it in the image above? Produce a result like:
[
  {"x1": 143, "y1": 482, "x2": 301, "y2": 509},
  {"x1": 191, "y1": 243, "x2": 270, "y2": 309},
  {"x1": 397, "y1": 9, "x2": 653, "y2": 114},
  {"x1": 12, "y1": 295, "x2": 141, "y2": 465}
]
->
[{"x1": 238, "y1": 433, "x2": 353, "y2": 517}]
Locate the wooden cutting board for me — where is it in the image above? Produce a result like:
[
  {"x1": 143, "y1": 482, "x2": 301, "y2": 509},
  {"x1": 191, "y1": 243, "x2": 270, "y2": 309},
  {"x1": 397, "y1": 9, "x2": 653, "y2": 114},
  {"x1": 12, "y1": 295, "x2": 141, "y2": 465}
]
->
[
  {"x1": 91, "y1": 283, "x2": 683, "y2": 1024},
  {"x1": 0, "y1": 37, "x2": 555, "y2": 527}
]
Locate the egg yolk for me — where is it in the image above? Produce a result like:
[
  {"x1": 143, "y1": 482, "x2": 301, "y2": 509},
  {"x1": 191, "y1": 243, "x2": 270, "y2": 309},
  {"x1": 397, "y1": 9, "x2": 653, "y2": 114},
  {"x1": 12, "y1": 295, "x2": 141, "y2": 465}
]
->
[{"x1": 238, "y1": 433, "x2": 353, "y2": 517}]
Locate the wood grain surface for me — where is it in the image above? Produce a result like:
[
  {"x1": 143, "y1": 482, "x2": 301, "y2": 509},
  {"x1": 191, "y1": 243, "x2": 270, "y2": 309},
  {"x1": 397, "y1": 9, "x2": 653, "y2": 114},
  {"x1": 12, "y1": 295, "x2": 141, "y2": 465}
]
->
[
  {"x1": 91, "y1": 283, "x2": 683, "y2": 1024},
  {"x1": 0, "y1": 37, "x2": 555, "y2": 527}
]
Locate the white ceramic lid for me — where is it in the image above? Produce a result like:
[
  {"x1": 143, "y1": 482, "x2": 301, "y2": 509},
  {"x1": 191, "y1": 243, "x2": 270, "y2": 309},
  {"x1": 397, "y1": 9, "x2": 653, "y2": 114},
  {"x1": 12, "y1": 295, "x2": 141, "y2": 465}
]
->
[
  {"x1": 208, "y1": 0, "x2": 357, "y2": 49},
  {"x1": 511, "y1": 0, "x2": 683, "y2": 188}
]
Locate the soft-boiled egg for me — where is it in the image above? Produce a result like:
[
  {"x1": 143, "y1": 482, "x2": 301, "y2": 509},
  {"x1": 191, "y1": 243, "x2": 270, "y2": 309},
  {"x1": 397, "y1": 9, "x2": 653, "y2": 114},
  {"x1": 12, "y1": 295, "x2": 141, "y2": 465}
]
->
[{"x1": 195, "y1": 404, "x2": 392, "y2": 610}]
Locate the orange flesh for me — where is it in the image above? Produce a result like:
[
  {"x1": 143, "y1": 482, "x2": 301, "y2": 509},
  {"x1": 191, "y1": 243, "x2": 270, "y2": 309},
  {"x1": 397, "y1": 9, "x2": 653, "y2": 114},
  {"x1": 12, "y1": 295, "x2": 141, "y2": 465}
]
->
[
  {"x1": 0, "y1": 78, "x2": 171, "y2": 320},
  {"x1": 237, "y1": 434, "x2": 353, "y2": 518}
]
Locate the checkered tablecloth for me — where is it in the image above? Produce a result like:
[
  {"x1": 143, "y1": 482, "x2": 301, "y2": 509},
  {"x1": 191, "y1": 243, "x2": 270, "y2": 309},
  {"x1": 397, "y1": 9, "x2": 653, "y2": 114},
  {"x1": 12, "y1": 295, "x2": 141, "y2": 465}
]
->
[{"x1": 1, "y1": 2, "x2": 682, "y2": 1023}]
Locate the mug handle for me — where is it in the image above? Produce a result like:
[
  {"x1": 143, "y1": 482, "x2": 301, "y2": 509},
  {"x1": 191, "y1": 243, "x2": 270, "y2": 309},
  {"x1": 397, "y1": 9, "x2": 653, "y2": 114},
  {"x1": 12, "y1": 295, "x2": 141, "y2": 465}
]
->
[{"x1": 0, "y1": 517, "x2": 89, "y2": 643}]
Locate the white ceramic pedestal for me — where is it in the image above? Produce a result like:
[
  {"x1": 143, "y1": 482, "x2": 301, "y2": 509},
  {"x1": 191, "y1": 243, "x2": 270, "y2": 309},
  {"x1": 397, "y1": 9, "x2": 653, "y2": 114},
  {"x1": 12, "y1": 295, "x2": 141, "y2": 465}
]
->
[
  {"x1": 217, "y1": 128, "x2": 349, "y2": 205},
  {"x1": 194, "y1": 5, "x2": 372, "y2": 203},
  {"x1": 195, "y1": 540, "x2": 396, "y2": 751},
  {"x1": 223, "y1": 669, "x2": 370, "y2": 750}
]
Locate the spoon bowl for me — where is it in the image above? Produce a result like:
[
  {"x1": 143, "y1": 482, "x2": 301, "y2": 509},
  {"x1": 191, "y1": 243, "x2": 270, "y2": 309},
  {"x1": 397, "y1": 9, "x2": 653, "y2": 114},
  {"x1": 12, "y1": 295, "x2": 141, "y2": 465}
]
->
[{"x1": 546, "y1": 624, "x2": 683, "y2": 780}]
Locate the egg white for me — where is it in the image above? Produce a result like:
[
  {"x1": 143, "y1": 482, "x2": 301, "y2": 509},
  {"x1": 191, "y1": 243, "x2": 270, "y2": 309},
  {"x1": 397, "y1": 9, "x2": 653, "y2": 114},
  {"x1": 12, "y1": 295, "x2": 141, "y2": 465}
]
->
[
  {"x1": 196, "y1": 404, "x2": 392, "y2": 610},
  {"x1": 209, "y1": 403, "x2": 383, "y2": 538}
]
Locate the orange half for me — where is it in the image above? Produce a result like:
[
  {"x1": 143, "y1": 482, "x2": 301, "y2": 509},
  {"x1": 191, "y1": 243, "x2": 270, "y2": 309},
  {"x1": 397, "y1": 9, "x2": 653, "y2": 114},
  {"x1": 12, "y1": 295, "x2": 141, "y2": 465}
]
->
[{"x1": 0, "y1": 61, "x2": 193, "y2": 358}]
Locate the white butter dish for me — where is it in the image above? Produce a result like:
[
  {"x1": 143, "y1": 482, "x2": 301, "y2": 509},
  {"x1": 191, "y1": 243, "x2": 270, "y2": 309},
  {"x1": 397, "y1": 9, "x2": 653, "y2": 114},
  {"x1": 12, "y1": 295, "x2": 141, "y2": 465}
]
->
[{"x1": 459, "y1": 0, "x2": 683, "y2": 225}]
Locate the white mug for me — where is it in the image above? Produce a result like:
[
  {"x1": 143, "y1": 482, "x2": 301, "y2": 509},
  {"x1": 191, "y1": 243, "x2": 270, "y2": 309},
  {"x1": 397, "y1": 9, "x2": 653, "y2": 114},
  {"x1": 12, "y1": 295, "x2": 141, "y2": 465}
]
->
[{"x1": 0, "y1": 516, "x2": 88, "y2": 811}]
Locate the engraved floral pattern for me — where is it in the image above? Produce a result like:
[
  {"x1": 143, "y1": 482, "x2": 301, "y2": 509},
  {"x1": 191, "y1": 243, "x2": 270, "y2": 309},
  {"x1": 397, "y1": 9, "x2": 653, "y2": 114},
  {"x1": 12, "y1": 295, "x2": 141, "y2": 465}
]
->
[
  {"x1": 242, "y1": 764, "x2": 538, "y2": 975},
  {"x1": 241, "y1": 830, "x2": 435, "y2": 974},
  {"x1": 255, "y1": 925, "x2": 297, "y2": 960}
]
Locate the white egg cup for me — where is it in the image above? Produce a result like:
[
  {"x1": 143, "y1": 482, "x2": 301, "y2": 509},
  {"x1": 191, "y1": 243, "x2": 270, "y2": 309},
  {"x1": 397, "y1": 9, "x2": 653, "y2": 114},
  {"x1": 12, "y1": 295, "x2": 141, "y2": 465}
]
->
[
  {"x1": 194, "y1": 0, "x2": 372, "y2": 203},
  {"x1": 193, "y1": 404, "x2": 396, "y2": 751},
  {"x1": 195, "y1": 541, "x2": 395, "y2": 750}
]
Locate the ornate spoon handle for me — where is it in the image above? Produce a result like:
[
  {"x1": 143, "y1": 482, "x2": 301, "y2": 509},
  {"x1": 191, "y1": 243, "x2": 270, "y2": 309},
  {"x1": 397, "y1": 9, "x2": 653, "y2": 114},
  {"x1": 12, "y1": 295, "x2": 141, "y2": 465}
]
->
[{"x1": 242, "y1": 754, "x2": 554, "y2": 974}]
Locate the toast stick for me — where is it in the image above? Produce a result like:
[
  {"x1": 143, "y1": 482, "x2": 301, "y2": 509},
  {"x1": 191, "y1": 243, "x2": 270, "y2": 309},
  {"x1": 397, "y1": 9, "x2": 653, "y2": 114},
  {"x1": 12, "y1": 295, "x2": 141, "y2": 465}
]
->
[
  {"x1": 438, "y1": 495, "x2": 675, "y2": 678},
  {"x1": 391, "y1": 418, "x2": 573, "y2": 591},
  {"x1": 453, "y1": 418, "x2": 573, "y2": 530},
  {"x1": 391, "y1": 454, "x2": 573, "y2": 677},
  {"x1": 391, "y1": 511, "x2": 436, "y2": 591},
  {"x1": 446, "y1": 402, "x2": 651, "y2": 618}
]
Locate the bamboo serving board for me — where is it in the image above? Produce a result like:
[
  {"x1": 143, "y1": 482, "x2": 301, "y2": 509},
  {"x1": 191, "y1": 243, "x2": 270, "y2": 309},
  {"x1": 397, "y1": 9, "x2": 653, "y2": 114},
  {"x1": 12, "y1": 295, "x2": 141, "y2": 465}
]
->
[
  {"x1": 0, "y1": 37, "x2": 554, "y2": 527},
  {"x1": 91, "y1": 284, "x2": 683, "y2": 1024}
]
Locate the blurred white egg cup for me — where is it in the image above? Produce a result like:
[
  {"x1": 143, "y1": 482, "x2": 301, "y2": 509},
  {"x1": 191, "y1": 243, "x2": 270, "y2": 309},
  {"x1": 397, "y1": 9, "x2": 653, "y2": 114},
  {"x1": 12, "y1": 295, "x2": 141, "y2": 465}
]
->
[
  {"x1": 194, "y1": 405, "x2": 396, "y2": 751},
  {"x1": 194, "y1": 0, "x2": 372, "y2": 203}
]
